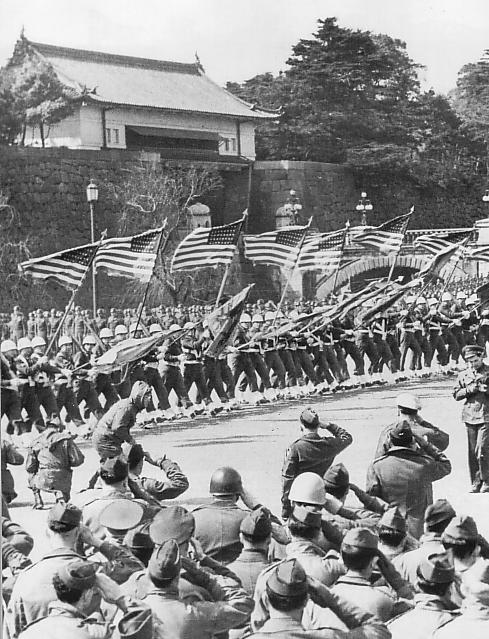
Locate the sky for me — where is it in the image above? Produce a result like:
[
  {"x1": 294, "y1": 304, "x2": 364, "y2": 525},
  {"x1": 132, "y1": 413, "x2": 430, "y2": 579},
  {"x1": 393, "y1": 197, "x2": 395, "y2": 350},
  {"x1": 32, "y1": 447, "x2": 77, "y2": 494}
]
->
[{"x1": 1, "y1": 0, "x2": 487, "y2": 94}]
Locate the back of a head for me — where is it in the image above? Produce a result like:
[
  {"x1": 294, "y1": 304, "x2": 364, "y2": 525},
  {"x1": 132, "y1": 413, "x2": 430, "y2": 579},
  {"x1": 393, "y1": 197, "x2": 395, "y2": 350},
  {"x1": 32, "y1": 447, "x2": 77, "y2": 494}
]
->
[
  {"x1": 416, "y1": 552, "x2": 454, "y2": 597},
  {"x1": 341, "y1": 528, "x2": 379, "y2": 572},
  {"x1": 389, "y1": 420, "x2": 413, "y2": 447},
  {"x1": 100, "y1": 457, "x2": 128, "y2": 485},
  {"x1": 209, "y1": 467, "x2": 242, "y2": 496},
  {"x1": 240, "y1": 506, "x2": 272, "y2": 543},
  {"x1": 47, "y1": 502, "x2": 82, "y2": 534},
  {"x1": 442, "y1": 515, "x2": 479, "y2": 560},
  {"x1": 300, "y1": 408, "x2": 319, "y2": 430},
  {"x1": 424, "y1": 499, "x2": 456, "y2": 534},
  {"x1": 266, "y1": 559, "x2": 308, "y2": 612}
]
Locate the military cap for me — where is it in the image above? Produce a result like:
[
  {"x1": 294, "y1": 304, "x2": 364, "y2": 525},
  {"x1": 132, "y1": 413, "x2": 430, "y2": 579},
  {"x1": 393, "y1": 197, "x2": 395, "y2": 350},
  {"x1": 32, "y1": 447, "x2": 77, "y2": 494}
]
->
[
  {"x1": 396, "y1": 393, "x2": 421, "y2": 411},
  {"x1": 417, "y1": 552, "x2": 454, "y2": 585},
  {"x1": 266, "y1": 558, "x2": 308, "y2": 598},
  {"x1": 379, "y1": 507, "x2": 406, "y2": 533},
  {"x1": 323, "y1": 463, "x2": 349, "y2": 490},
  {"x1": 289, "y1": 505, "x2": 322, "y2": 530},
  {"x1": 240, "y1": 506, "x2": 272, "y2": 539},
  {"x1": 100, "y1": 457, "x2": 128, "y2": 483},
  {"x1": 47, "y1": 502, "x2": 82, "y2": 528},
  {"x1": 99, "y1": 499, "x2": 144, "y2": 532},
  {"x1": 342, "y1": 528, "x2": 379, "y2": 551},
  {"x1": 300, "y1": 407, "x2": 319, "y2": 428},
  {"x1": 390, "y1": 419, "x2": 413, "y2": 446},
  {"x1": 149, "y1": 506, "x2": 195, "y2": 545},
  {"x1": 55, "y1": 560, "x2": 97, "y2": 590},
  {"x1": 424, "y1": 499, "x2": 456, "y2": 526},
  {"x1": 462, "y1": 559, "x2": 489, "y2": 597},
  {"x1": 148, "y1": 539, "x2": 181, "y2": 582},
  {"x1": 442, "y1": 515, "x2": 478, "y2": 544},
  {"x1": 462, "y1": 344, "x2": 485, "y2": 360},
  {"x1": 117, "y1": 606, "x2": 153, "y2": 639},
  {"x1": 124, "y1": 524, "x2": 154, "y2": 552}
]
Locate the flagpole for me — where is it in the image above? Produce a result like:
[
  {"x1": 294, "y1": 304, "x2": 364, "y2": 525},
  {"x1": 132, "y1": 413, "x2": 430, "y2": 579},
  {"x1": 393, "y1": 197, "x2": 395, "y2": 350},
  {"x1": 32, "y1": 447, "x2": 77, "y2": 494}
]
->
[
  {"x1": 133, "y1": 221, "x2": 168, "y2": 334},
  {"x1": 439, "y1": 243, "x2": 467, "y2": 296},
  {"x1": 331, "y1": 222, "x2": 349, "y2": 294},
  {"x1": 44, "y1": 230, "x2": 107, "y2": 357},
  {"x1": 214, "y1": 211, "x2": 248, "y2": 309},
  {"x1": 271, "y1": 217, "x2": 313, "y2": 330},
  {"x1": 387, "y1": 209, "x2": 413, "y2": 284}
]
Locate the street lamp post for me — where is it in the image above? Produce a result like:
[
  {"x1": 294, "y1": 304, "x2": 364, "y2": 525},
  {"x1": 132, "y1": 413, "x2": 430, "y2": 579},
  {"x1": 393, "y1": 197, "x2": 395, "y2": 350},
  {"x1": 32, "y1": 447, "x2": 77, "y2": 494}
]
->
[
  {"x1": 86, "y1": 181, "x2": 99, "y2": 317},
  {"x1": 355, "y1": 191, "x2": 373, "y2": 226}
]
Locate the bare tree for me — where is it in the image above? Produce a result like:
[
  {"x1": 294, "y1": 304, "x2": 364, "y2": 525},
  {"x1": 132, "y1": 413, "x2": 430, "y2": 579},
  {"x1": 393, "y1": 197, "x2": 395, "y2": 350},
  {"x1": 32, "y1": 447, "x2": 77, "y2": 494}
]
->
[{"x1": 106, "y1": 160, "x2": 223, "y2": 306}]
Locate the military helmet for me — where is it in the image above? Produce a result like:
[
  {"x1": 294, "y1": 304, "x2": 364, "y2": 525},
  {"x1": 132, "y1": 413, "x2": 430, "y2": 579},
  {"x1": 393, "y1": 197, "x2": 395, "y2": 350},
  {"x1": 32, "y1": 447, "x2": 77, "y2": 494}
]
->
[
  {"x1": 99, "y1": 328, "x2": 113, "y2": 339},
  {"x1": 209, "y1": 467, "x2": 242, "y2": 495},
  {"x1": 82, "y1": 334, "x2": 97, "y2": 345},
  {"x1": 17, "y1": 337, "x2": 32, "y2": 350},
  {"x1": 149, "y1": 323, "x2": 163, "y2": 334},
  {"x1": 114, "y1": 324, "x2": 128, "y2": 336},
  {"x1": 288, "y1": 472, "x2": 326, "y2": 506},
  {"x1": 58, "y1": 335, "x2": 73, "y2": 347},
  {"x1": 31, "y1": 336, "x2": 47, "y2": 347},
  {"x1": 1, "y1": 339, "x2": 17, "y2": 353}
]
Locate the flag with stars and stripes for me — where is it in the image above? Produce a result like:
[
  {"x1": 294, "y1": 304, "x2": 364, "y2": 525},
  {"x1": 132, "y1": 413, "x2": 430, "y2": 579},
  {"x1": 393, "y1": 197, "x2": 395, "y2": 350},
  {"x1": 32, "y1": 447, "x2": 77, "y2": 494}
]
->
[
  {"x1": 466, "y1": 245, "x2": 489, "y2": 263},
  {"x1": 297, "y1": 228, "x2": 346, "y2": 272},
  {"x1": 353, "y1": 211, "x2": 412, "y2": 254},
  {"x1": 244, "y1": 224, "x2": 310, "y2": 269},
  {"x1": 413, "y1": 229, "x2": 474, "y2": 255},
  {"x1": 95, "y1": 226, "x2": 165, "y2": 282},
  {"x1": 19, "y1": 242, "x2": 99, "y2": 290},
  {"x1": 171, "y1": 217, "x2": 244, "y2": 272}
]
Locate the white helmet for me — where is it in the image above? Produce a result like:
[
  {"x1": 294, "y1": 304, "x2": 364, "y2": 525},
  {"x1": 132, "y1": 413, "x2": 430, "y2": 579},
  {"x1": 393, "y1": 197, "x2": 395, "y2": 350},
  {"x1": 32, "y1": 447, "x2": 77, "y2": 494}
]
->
[
  {"x1": 31, "y1": 336, "x2": 47, "y2": 347},
  {"x1": 240, "y1": 313, "x2": 251, "y2": 324},
  {"x1": 82, "y1": 334, "x2": 97, "y2": 345},
  {"x1": 149, "y1": 323, "x2": 163, "y2": 334},
  {"x1": 114, "y1": 324, "x2": 128, "y2": 336},
  {"x1": 396, "y1": 392, "x2": 421, "y2": 411},
  {"x1": 183, "y1": 322, "x2": 194, "y2": 330},
  {"x1": 252, "y1": 314, "x2": 264, "y2": 323},
  {"x1": 441, "y1": 292, "x2": 452, "y2": 302},
  {"x1": 456, "y1": 291, "x2": 467, "y2": 300},
  {"x1": 264, "y1": 311, "x2": 275, "y2": 322},
  {"x1": 405, "y1": 296, "x2": 415, "y2": 304},
  {"x1": 170, "y1": 324, "x2": 181, "y2": 331},
  {"x1": 428, "y1": 297, "x2": 438, "y2": 306},
  {"x1": 416, "y1": 296, "x2": 427, "y2": 305},
  {"x1": 467, "y1": 294, "x2": 478, "y2": 305},
  {"x1": 17, "y1": 337, "x2": 32, "y2": 350},
  {"x1": 288, "y1": 472, "x2": 326, "y2": 506},
  {"x1": 1, "y1": 339, "x2": 17, "y2": 353},
  {"x1": 58, "y1": 336, "x2": 73, "y2": 347},
  {"x1": 99, "y1": 328, "x2": 113, "y2": 339},
  {"x1": 129, "y1": 322, "x2": 141, "y2": 333}
]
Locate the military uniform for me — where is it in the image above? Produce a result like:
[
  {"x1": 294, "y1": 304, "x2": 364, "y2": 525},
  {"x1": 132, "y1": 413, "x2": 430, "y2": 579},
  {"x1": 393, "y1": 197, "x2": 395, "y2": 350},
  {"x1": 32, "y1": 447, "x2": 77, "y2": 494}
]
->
[
  {"x1": 26, "y1": 425, "x2": 85, "y2": 502},
  {"x1": 1, "y1": 439, "x2": 24, "y2": 503},
  {"x1": 366, "y1": 430, "x2": 451, "y2": 539},
  {"x1": 282, "y1": 416, "x2": 353, "y2": 518},
  {"x1": 453, "y1": 353, "x2": 489, "y2": 490},
  {"x1": 17, "y1": 602, "x2": 111, "y2": 639}
]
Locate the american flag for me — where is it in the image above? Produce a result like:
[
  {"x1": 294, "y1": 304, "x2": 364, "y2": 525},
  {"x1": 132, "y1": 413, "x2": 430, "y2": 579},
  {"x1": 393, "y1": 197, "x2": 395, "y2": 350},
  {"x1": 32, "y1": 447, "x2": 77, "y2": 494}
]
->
[
  {"x1": 466, "y1": 245, "x2": 489, "y2": 263},
  {"x1": 353, "y1": 211, "x2": 412, "y2": 254},
  {"x1": 413, "y1": 229, "x2": 474, "y2": 254},
  {"x1": 297, "y1": 229, "x2": 346, "y2": 272},
  {"x1": 244, "y1": 224, "x2": 309, "y2": 269},
  {"x1": 171, "y1": 218, "x2": 243, "y2": 272},
  {"x1": 95, "y1": 226, "x2": 164, "y2": 282},
  {"x1": 19, "y1": 243, "x2": 98, "y2": 290}
]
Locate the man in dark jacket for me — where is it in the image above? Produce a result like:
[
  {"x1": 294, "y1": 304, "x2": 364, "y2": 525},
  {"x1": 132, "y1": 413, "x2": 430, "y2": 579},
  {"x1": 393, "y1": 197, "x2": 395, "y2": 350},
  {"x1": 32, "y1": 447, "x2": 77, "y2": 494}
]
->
[
  {"x1": 281, "y1": 407, "x2": 353, "y2": 518},
  {"x1": 366, "y1": 421, "x2": 451, "y2": 539}
]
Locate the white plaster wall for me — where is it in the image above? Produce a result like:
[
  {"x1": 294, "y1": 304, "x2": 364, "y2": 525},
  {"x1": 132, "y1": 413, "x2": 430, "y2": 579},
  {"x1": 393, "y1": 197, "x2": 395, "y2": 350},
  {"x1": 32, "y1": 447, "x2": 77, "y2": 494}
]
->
[
  {"x1": 79, "y1": 104, "x2": 103, "y2": 149},
  {"x1": 24, "y1": 103, "x2": 258, "y2": 158},
  {"x1": 23, "y1": 110, "x2": 82, "y2": 148}
]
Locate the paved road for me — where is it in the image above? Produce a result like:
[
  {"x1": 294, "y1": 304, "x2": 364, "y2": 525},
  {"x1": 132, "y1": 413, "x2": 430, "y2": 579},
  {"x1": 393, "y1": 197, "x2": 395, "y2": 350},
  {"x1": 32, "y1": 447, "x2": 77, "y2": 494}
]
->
[{"x1": 5, "y1": 377, "x2": 489, "y2": 560}]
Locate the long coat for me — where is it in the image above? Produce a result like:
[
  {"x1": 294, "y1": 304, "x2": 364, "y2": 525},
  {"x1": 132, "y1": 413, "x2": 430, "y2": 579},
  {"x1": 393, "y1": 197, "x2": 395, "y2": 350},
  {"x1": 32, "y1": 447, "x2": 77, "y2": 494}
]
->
[{"x1": 366, "y1": 445, "x2": 451, "y2": 538}]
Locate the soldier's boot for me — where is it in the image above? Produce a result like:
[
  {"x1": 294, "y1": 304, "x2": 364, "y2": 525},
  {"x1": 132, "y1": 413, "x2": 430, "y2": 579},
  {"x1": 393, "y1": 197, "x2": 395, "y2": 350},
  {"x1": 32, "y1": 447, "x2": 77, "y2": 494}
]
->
[{"x1": 32, "y1": 490, "x2": 44, "y2": 510}]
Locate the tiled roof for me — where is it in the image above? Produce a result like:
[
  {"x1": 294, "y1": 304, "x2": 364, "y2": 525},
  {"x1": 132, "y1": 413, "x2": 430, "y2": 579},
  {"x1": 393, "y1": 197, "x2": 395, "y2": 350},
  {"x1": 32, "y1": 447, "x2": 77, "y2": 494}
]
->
[{"x1": 28, "y1": 41, "x2": 277, "y2": 120}]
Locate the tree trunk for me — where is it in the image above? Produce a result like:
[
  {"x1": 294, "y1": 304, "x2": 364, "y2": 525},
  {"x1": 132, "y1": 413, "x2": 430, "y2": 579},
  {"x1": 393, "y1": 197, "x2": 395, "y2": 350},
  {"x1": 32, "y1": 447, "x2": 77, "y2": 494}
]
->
[
  {"x1": 40, "y1": 122, "x2": 45, "y2": 148},
  {"x1": 20, "y1": 123, "x2": 26, "y2": 146}
]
